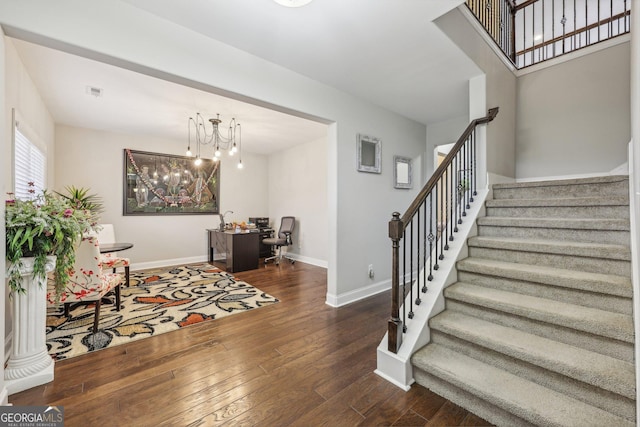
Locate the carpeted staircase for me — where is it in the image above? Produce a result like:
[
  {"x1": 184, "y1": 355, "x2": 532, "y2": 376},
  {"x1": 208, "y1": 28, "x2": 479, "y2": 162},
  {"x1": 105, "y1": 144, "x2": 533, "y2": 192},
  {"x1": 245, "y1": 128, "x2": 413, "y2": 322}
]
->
[{"x1": 411, "y1": 175, "x2": 636, "y2": 427}]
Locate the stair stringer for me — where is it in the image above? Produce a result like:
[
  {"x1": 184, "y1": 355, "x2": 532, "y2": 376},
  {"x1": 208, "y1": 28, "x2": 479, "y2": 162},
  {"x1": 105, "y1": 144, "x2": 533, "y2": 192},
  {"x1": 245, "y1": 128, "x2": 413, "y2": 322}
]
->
[
  {"x1": 627, "y1": 142, "x2": 640, "y2": 424},
  {"x1": 376, "y1": 186, "x2": 491, "y2": 390}
]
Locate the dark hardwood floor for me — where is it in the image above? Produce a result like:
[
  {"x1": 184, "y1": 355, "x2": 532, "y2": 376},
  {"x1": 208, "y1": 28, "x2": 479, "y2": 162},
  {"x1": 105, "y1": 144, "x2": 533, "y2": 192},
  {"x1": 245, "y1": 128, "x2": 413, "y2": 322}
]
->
[{"x1": 10, "y1": 260, "x2": 491, "y2": 426}]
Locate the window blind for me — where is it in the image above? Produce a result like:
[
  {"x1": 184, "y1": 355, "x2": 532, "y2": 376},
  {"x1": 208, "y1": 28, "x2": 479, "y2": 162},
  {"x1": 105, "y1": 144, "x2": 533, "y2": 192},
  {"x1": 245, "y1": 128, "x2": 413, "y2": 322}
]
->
[{"x1": 14, "y1": 126, "x2": 45, "y2": 200}]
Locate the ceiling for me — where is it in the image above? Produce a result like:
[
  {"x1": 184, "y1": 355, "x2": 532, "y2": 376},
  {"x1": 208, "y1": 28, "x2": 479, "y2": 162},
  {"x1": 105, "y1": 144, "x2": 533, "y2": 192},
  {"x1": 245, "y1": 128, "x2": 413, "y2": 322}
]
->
[{"x1": 9, "y1": 0, "x2": 482, "y2": 156}]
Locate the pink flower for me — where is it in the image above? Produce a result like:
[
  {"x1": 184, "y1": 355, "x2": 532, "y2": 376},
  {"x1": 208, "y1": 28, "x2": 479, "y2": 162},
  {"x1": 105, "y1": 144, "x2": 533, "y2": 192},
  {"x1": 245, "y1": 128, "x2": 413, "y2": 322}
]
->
[{"x1": 63, "y1": 208, "x2": 74, "y2": 217}]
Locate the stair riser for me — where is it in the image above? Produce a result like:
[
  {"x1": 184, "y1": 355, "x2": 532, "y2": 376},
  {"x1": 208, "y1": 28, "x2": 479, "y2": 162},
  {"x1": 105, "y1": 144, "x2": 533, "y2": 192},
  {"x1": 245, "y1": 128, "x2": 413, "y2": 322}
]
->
[
  {"x1": 444, "y1": 299, "x2": 634, "y2": 363},
  {"x1": 413, "y1": 369, "x2": 535, "y2": 427},
  {"x1": 457, "y1": 271, "x2": 632, "y2": 315},
  {"x1": 468, "y1": 246, "x2": 631, "y2": 277},
  {"x1": 430, "y1": 331, "x2": 636, "y2": 421},
  {"x1": 486, "y1": 205, "x2": 629, "y2": 219},
  {"x1": 476, "y1": 225, "x2": 630, "y2": 246},
  {"x1": 493, "y1": 181, "x2": 628, "y2": 200}
]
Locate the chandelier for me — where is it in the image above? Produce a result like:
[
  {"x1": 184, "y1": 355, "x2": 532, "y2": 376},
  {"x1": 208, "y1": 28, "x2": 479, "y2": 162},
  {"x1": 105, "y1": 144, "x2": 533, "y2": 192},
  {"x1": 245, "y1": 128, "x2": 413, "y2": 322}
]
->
[{"x1": 186, "y1": 113, "x2": 243, "y2": 169}]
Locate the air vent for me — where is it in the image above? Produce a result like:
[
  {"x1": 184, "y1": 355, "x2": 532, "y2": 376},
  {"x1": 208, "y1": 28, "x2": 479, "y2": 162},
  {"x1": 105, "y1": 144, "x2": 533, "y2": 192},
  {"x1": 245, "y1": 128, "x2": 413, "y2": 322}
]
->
[{"x1": 86, "y1": 86, "x2": 103, "y2": 98}]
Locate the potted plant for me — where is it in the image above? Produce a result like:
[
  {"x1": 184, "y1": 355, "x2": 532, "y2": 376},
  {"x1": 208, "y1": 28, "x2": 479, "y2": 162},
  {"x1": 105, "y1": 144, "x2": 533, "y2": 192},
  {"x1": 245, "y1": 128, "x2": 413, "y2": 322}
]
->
[
  {"x1": 4, "y1": 182, "x2": 100, "y2": 394},
  {"x1": 6, "y1": 183, "x2": 99, "y2": 299}
]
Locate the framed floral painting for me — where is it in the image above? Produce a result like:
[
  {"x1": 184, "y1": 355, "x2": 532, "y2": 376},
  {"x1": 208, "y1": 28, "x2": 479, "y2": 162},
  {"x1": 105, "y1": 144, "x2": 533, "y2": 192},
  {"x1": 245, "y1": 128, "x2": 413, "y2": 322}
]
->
[{"x1": 123, "y1": 149, "x2": 220, "y2": 215}]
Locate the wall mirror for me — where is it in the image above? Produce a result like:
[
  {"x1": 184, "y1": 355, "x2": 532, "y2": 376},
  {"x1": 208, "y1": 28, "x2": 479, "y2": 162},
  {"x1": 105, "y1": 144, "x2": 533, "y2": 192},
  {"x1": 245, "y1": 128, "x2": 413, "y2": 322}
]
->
[
  {"x1": 357, "y1": 134, "x2": 381, "y2": 173},
  {"x1": 394, "y1": 156, "x2": 412, "y2": 189}
]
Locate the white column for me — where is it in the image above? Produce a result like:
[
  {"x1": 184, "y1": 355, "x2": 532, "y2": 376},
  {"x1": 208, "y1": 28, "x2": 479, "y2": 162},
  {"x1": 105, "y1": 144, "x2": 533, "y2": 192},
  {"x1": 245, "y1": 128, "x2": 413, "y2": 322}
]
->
[
  {"x1": 4, "y1": 257, "x2": 55, "y2": 395},
  {"x1": 469, "y1": 74, "x2": 488, "y2": 190}
]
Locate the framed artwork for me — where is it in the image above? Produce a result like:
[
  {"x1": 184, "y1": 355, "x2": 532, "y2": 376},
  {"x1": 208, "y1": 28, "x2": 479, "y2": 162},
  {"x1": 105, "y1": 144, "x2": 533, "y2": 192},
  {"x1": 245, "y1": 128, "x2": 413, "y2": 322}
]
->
[
  {"x1": 123, "y1": 149, "x2": 220, "y2": 215},
  {"x1": 357, "y1": 134, "x2": 381, "y2": 173},
  {"x1": 394, "y1": 156, "x2": 412, "y2": 189}
]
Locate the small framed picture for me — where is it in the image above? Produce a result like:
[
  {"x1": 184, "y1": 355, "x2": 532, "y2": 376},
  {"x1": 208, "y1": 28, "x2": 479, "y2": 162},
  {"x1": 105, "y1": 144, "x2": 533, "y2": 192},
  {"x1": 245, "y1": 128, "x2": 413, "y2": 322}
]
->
[
  {"x1": 394, "y1": 156, "x2": 412, "y2": 189},
  {"x1": 357, "y1": 134, "x2": 381, "y2": 174}
]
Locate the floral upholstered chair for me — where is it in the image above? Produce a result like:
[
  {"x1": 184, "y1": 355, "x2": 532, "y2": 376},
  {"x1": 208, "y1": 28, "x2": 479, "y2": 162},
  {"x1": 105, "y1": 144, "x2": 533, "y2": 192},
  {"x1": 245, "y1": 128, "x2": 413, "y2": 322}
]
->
[
  {"x1": 47, "y1": 235, "x2": 123, "y2": 334},
  {"x1": 97, "y1": 224, "x2": 130, "y2": 287}
]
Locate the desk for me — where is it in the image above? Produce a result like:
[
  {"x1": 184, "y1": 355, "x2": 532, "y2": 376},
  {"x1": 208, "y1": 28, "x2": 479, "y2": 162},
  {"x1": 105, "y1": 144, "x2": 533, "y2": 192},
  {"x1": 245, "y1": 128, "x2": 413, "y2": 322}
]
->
[
  {"x1": 99, "y1": 242, "x2": 134, "y2": 253},
  {"x1": 207, "y1": 230, "x2": 259, "y2": 273}
]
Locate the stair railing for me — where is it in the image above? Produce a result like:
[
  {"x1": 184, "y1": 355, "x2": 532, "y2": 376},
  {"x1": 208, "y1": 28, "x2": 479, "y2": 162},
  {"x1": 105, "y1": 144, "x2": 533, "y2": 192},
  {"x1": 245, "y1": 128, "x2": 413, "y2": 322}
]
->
[
  {"x1": 465, "y1": 0, "x2": 631, "y2": 69},
  {"x1": 387, "y1": 107, "x2": 498, "y2": 354}
]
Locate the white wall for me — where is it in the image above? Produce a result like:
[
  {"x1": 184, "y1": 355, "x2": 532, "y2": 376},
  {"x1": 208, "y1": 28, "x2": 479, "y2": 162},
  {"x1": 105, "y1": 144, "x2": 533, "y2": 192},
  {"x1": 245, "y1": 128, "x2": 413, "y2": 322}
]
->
[
  {"x1": 0, "y1": 27, "x2": 7, "y2": 405},
  {"x1": 3, "y1": 37, "x2": 55, "y2": 365},
  {"x1": 516, "y1": 42, "x2": 631, "y2": 179},
  {"x1": 0, "y1": 0, "x2": 427, "y2": 305},
  {"x1": 54, "y1": 125, "x2": 269, "y2": 266},
  {"x1": 425, "y1": 115, "x2": 468, "y2": 180},
  {"x1": 435, "y1": 6, "x2": 517, "y2": 179},
  {"x1": 268, "y1": 136, "x2": 328, "y2": 267}
]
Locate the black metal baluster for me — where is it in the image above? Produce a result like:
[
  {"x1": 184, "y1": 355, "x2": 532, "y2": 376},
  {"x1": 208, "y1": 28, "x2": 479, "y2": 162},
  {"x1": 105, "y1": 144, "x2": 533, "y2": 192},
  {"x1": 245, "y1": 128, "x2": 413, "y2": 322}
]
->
[
  {"x1": 472, "y1": 129, "x2": 478, "y2": 197},
  {"x1": 434, "y1": 184, "x2": 440, "y2": 270},
  {"x1": 531, "y1": 3, "x2": 536, "y2": 64},
  {"x1": 408, "y1": 220, "x2": 414, "y2": 319},
  {"x1": 465, "y1": 137, "x2": 471, "y2": 210},
  {"x1": 428, "y1": 192, "x2": 435, "y2": 280},
  {"x1": 449, "y1": 161, "x2": 456, "y2": 240},
  {"x1": 597, "y1": 0, "x2": 601, "y2": 42},
  {"x1": 552, "y1": 0, "x2": 556, "y2": 57},
  {"x1": 415, "y1": 208, "x2": 421, "y2": 304},
  {"x1": 423, "y1": 200, "x2": 429, "y2": 291},
  {"x1": 402, "y1": 229, "x2": 407, "y2": 332},
  {"x1": 438, "y1": 174, "x2": 449, "y2": 260},
  {"x1": 455, "y1": 153, "x2": 461, "y2": 230},
  {"x1": 610, "y1": 0, "x2": 614, "y2": 38},
  {"x1": 444, "y1": 168, "x2": 450, "y2": 251}
]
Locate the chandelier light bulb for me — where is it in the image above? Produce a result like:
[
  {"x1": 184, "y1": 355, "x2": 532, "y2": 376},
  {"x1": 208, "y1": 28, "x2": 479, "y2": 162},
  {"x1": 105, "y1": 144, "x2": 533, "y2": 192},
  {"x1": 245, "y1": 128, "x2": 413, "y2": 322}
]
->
[
  {"x1": 187, "y1": 113, "x2": 243, "y2": 167},
  {"x1": 213, "y1": 156, "x2": 219, "y2": 162},
  {"x1": 237, "y1": 161, "x2": 244, "y2": 169}
]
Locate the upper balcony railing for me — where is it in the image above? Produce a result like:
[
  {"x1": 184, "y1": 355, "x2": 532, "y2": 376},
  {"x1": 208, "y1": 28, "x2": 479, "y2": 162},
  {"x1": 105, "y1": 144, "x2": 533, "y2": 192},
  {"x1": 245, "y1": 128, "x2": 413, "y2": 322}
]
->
[{"x1": 466, "y1": 0, "x2": 631, "y2": 68}]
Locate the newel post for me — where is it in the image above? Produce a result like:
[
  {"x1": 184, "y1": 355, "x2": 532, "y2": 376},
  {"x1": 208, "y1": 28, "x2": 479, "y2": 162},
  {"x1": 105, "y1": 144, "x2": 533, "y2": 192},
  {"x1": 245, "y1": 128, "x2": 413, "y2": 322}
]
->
[{"x1": 388, "y1": 212, "x2": 403, "y2": 353}]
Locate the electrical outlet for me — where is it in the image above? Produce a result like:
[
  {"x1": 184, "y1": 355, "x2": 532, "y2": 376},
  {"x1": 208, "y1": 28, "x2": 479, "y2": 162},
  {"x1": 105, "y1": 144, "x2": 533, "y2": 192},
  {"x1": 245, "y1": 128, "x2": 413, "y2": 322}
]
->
[{"x1": 368, "y1": 264, "x2": 374, "y2": 279}]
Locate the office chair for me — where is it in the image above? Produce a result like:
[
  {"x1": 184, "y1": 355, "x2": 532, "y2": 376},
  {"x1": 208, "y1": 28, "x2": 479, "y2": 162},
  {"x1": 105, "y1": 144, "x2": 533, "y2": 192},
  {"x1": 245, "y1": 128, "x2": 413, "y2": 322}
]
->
[{"x1": 263, "y1": 216, "x2": 296, "y2": 265}]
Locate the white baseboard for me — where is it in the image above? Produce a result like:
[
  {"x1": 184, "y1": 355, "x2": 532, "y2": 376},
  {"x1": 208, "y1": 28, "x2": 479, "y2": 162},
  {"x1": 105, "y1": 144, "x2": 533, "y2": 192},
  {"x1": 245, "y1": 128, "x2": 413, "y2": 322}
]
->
[
  {"x1": 325, "y1": 279, "x2": 391, "y2": 308},
  {"x1": 286, "y1": 253, "x2": 327, "y2": 268},
  {"x1": 130, "y1": 256, "x2": 207, "y2": 271},
  {"x1": 131, "y1": 254, "x2": 327, "y2": 272}
]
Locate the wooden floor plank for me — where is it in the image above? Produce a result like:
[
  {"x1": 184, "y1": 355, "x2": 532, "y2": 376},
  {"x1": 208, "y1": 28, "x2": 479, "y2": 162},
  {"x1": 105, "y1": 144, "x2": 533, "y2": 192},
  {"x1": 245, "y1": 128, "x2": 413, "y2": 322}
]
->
[{"x1": 9, "y1": 261, "x2": 491, "y2": 426}]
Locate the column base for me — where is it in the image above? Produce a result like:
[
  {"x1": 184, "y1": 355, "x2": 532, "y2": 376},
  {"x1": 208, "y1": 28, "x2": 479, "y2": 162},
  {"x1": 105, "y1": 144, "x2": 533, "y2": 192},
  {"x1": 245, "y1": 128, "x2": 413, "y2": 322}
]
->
[{"x1": 5, "y1": 352, "x2": 54, "y2": 395}]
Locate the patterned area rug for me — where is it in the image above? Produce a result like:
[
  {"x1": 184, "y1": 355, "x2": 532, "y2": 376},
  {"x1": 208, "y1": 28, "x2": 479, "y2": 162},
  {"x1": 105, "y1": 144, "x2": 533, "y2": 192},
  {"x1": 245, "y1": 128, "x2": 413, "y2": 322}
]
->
[{"x1": 46, "y1": 263, "x2": 278, "y2": 360}]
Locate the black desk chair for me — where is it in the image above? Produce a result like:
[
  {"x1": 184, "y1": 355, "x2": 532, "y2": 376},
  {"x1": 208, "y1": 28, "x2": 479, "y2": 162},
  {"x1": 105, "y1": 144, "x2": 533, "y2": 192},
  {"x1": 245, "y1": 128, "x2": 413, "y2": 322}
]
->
[{"x1": 263, "y1": 216, "x2": 295, "y2": 265}]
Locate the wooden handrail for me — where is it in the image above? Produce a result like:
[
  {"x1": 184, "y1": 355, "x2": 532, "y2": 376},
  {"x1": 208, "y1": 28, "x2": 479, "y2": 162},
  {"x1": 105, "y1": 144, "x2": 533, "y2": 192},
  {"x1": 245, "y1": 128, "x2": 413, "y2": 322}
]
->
[
  {"x1": 400, "y1": 107, "x2": 498, "y2": 227},
  {"x1": 387, "y1": 107, "x2": 498, "y2": 354},
  {"x1": 516, "y1": 10, "x2": 631, "y2": 56}
]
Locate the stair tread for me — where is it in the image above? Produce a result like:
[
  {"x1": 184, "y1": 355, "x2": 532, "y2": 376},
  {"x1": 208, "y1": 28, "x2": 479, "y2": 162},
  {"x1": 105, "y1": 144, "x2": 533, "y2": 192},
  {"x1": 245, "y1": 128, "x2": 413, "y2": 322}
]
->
[
  {"x1": 430, "y1": 311, "x2": 635, "y2": 398},
  {"x1": 468, "y1": 235, "x2": 631, "y2": 260},
  {"x1": 445, "y1": 282, "x2": 634, "y2": 343},
  {"x1": 412, "y1": 344, "x2": 634, "y2": 427},
  {"x1": 477, "y1": 216, "x2": 629, "y2": 230},
  {"x1": 492, "y1": 175, "x2": 628, "y2": 190},
  {"x1": 486, "y1": 196, "x2": 629, "y2": 207},
  {"x1": 457, "y1": 258, "x2": 632, "y2": 297}
]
